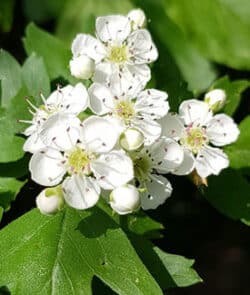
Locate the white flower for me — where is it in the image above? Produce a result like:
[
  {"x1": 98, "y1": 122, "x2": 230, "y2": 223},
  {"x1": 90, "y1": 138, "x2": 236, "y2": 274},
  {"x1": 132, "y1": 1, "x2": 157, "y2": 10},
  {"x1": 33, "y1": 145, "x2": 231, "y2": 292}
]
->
[
  {"x1": 127, "y1": 9, "x2": 146, "y2": 30},
  {"x1": 110, "y1": 184, "x2": 140, "y2": 215},
  {"x1": 36, "y1": 186, "x2": 64, "y2": 215},
  {"x1": 160, "y1": 99, "x2": 240, "y2": 178},
  {"x1": 132, "y1": 138, "x2": 178, "y2": 210},
  {"x1": 23, "y1": 83, "x2": 89, "y2": 153},
  {"x1": 70, "y1": 14, "x2": 158, "y2": 87},
  {"x1": 89, "y1": 81, "x2": 169, "y2": 145},
  {"x1": 29, "y1": 116, "x2": 134, "y2": 210},
  {"x1": 70, "y1": 55, "x2": 95, "y2": 79},
  {"x1": 204, "y1": 89, "x2": 226, "y2": 112}
]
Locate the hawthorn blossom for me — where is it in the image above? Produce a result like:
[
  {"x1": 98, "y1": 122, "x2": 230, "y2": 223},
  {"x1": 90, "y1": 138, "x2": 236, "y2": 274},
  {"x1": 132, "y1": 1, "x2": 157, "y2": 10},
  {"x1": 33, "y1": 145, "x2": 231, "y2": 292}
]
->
[
  {"x1": 88, "y1": 80, "x2": 169, "y2": 145},
  {"x1": 29, "y1": 116, "x2": 133, "y2": 210},
  {"x1": 160, "y1": 99, "x2": 240, "y2": 178},
  {"x1": 70, "y1": 13, "x2": 158, "y2": 87},
  {"x1": 131, "y1": 138, "x2": 184, "y2": 210},
  {"x1": 23, "y1": 83, "x2": 89, "y2": 153}
]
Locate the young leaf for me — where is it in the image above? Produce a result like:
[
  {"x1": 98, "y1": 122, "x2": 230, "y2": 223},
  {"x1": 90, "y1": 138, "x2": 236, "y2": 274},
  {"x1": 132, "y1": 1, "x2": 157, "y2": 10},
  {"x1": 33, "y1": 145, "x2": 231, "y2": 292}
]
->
[
  {"x1": 225, "y1": 116, "x2": 250, "y2": 169},
  {"x1": 22, "y1": 53, "x2": 51, "y2": 101},
  {"x1": 211, "y1": 76, "x2": 250, "y2": 116},
  {"x1": 0, "y1": 50, "x2": 22, "y2": 107},
  {"x1": 23, "y1": 23, "x2": 74, "y2": 82},
  {"x1": 0, "y1": 207, "x2": 163, "y2": 295}
]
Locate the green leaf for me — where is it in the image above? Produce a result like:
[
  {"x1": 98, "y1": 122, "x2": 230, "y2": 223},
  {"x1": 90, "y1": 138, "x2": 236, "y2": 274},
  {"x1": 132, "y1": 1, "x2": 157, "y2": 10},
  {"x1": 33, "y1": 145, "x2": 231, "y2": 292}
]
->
[
  {"x1": 0, "y1": 177, "x2": 25, "y2": 211},
  {"x1": 0, "y1": 0, "x2": 14, "y2": 32},
  {"x1": 23, "y1": 23, "x2": 73, "y2": 82},
  {"x1": 0, "y1": 207, "x2": 163, "y2": 294},
  {"x1": 0, "y1": 50, "x2": 22, "y2": 107},
  {"x1": 225, "y1": 116, "x2": 250, "y2": 169},
  {"x1": 211, "y1": 76, "x2": 250, "y2": 116},
  {"x1": 56, "y1": 0, "x2": 133, "y2": 45},
  {"x1": 130, "y1": 235, "x2": 202, "y2": 289},
  {"x1": 0, "y1": 155, "x2": 29, "y2": 178},
  {"x1": 22, "y1": 53, "x2": 50, "y2": 101},
  {"x1": 134, "y1": 0, "x2": 217, "y2": 93},
  {"x1": 204, "y1": 169, "x2": 250, "y2": 222},
  {"x1": 165, "y1": 0, "x2": 250, "y2": 70}
]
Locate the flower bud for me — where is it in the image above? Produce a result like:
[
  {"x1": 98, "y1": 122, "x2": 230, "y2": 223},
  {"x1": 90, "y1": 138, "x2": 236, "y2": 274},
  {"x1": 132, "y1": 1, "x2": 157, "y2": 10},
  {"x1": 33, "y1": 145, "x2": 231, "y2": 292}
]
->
[
  {"x1": 110, "y1": 184, "x2": 140, "y2": 215},
  {"x1": 36, "y1": 186, "x2": 64, "y2": 215},
  {"x1": 127, "y1": 9, "x2": 146, "y2": 30},
  {"x1": 70, "y1": 55, "x2": 95, "y2": 79},
  {"x1": 204, "y1": 89, "x2": 226, "y2": 112},
  {"x1": 119, "y1": 128, "x2": 144, "y2": 151}
]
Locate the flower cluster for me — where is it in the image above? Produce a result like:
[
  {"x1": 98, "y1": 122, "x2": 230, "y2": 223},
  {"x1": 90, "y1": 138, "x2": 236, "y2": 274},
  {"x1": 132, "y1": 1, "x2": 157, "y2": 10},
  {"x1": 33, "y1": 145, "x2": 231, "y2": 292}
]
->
[{"x1": 23, "y1": 9, "x2": 239, "y2": 215}]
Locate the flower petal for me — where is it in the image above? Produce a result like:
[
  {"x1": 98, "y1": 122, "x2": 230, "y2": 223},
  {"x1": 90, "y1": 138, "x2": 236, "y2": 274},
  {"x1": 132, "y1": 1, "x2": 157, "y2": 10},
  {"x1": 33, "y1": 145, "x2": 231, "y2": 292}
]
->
[
  {"x1": 195, "y1": 145, "x2": 229, "y2": 178},
  {"x1": 127, "y1": 29, "x2": 158, "y2": 64},
  {"x1": 88, "y1": 83, "x2": 114, "y2": 115},
  {"x1": 23, "y1": 132, "x2": 46, "y2": 153},
  {"x1": 96, "y1": 15, "x2": 131, "y2": 44},
  {"x1": 126, "y1": 64, "x2": 151, "y2": 87},
  {"x1": 132, "y1": 117, "x2": 161, "y2": 145},
  {"x1": 159, "y1": 113, "x2": 185, "y2": 140},
  {"x1": 91, "y1": 150, "x2": 134, "y2": 190},
  {"x1": 206, "y1": 114, "x2": 239, "y2": 146},
  {"x1": 179, "y1": 99, "x2": 212, "y2": 126},
  {"x1": 172, "y1": 149, "x2": 195, "y2": 175},
  {"x1": 93, "y1": 62, "x2": 117, "y2": 84},
  {"x1": 40, "y1": 113, "x2": 81, "y2": 151},
  {"x1": 63, "y1": 175, "x2": 100, "y2": 210},
  {"x1": 141, "y1": 174, "x2": 172, "y2": 210},
  {"x1": 135, "y1": 89, "x2": 169, "y2": 119},
  {"x1": 71, "y1": 34, "x2": 106, "y2": 62},
  {"x1": 29, "y1": 148, "x2": 65, "y2": 186},
  {"x1": 46, "y1": 83, "x2": 89, "y2": 115},
  {"x1": 150, "y1": 138, "x2": 184, "y2": 173},
  {"x1": 80, "y1": 116, "x2": 118, "y2": 153}
]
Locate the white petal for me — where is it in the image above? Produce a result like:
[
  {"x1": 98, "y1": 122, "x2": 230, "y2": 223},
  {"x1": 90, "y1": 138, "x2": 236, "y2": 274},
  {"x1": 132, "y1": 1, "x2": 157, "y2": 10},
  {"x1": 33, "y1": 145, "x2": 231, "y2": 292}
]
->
[
  {"x1": 126, "y1": 64, "x2": 151, "y2": 87},
  {"x1": 127, "y1": 9, "x2": 146, "y2": 30},
  {"x1": 93, "y1": 62, "x2": 117, "y2": 84},
  {"x1": 40, "y1": 113, "x2": 81, "y2": 151},
  {"x1": 206, "y1": 114, "x2": 239, "y2": 146},
  {"x1": 150, "y1": 138, "x2": 184, "y2": 173},
  {"x1": 46, "y1": 83, "x2": 89, "y2": 115},
  {"x1": 63, "y1": 175, "x2": 100, "y2": 210},
  {"x1": 70, "y1": 55, "x2": 95, "y2": 80},
  {"x1": 23, "y1": 132, "x2": 46, "y2": 153},
  {"x1": 204, "y1": 89, "x2": 226, "y2": 112},
  {"x1": 172, "y1": 149, "x2": 195, "y2": 175},
  {"x1": 135, "y1": 89, "x2": 169, "y2": 119},
  {"x1": 29, "y1": 148, "x2": 65, "y2": 186},
  {"x1": 88, "y1": 83, "x2": 114, "y2": 115},
  {"x1": 127, "y1": 29, "x2": 158, "y2": 64},
  {"x1": 96, "y1": 15, "x2": 131, "y2": 44},
  {"x1": 159, "y1": 113, "x2": 185, "y2": 140},
  {"x1": 71, "y1": 34, "x2": 106, "y2": 62},
  {"x1": 91, "y1": 150, "x2": 134, "y2": 190},
  {"x1": 195, "y1": 145, "x2": 229, "y2": 178},
  {"x1": 179, "y1": 99, "x2": 212, "y2": 126},
  {"x1": 132, "y1": 116, "x2": 161, "y2": 145},
  {"x1": 80, "y1": 116, "x2": 118, "y2": 153},
  {"x1": 141, "y1": 174, "x2": 172, "y2": 210}
]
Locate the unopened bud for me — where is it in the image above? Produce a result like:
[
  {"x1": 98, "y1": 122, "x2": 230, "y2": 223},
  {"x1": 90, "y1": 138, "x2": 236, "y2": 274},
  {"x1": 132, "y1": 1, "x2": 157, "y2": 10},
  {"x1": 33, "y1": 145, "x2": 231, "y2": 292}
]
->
[
  {"x1": 70, "y1": 55, "x2": 95, "y2": 80},
  {"x1": 204, "y1": 89, "x2": 226, "y2": 112},
  {"x1": 127, "y1": 9, "x2": 146, "y2": 30},
  {"x1": 36, "y1": 186, "x2": 64, "y2": 215},
  {"x1": 120, "y1": 128, "x2": 144, "y2": 151},
  {"x1": 110, "y1": 184, "x2": 140, "y2": 215}
]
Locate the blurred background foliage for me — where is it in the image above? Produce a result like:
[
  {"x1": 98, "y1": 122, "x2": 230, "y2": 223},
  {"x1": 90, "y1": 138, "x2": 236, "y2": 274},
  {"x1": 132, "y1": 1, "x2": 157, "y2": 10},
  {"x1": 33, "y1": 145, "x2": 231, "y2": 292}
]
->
[{"x1": 0, "y1": 0, "x2": 250, "y2": 294}]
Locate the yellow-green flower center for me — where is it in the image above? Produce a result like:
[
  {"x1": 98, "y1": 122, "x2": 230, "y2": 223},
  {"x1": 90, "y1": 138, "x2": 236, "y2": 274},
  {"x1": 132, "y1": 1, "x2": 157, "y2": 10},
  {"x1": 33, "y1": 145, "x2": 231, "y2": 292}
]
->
[
  {"x1": 180, "y1": 127, "x2": 208, "y2": 154},
  {"x1": 115, "y1": 100, "x2": 135, "y2": 123},
  {"x1": 67, "y1": 147, "x2": 94, "y2": 175},
  {"x1": 133, "y1": 152, "x2": 152, "y2": 182},
  {"x1": 108, "y1": 45, "x2": 128, "y2": 64}
]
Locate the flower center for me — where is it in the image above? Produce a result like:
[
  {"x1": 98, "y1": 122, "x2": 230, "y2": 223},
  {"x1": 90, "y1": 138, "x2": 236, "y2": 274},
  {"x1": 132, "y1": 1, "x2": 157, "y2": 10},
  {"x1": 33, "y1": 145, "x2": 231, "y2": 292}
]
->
[
  {"x1": 180, "y1": 126, "x2": 208, "y2": 154},
  {"x1": 108, "y1": 45, "x2": 128, "y2": 64},
  {"x1": 67, "y1": 147, "x2": 95, "y2": 175},
  {"x1": 114, "y1": 100, "x2": 135, "y2": 123},
  {"x1": 133, "y1": 152, "x2": 152, "y2": 182}
]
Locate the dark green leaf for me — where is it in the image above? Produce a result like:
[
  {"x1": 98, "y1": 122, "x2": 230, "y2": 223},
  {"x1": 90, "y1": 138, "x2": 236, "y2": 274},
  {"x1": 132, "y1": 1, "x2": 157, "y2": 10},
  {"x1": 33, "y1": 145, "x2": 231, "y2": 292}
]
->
[{"x1": 0, "y1": 0, "x2": 15, "y2": 32}]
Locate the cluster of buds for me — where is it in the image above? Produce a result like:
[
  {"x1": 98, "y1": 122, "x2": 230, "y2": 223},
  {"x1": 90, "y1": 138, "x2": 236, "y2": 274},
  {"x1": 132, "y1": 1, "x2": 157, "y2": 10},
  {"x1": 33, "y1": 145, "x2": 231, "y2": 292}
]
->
[{"x1": 22, "y1": 9, "x2": 239, "y2": 215}]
